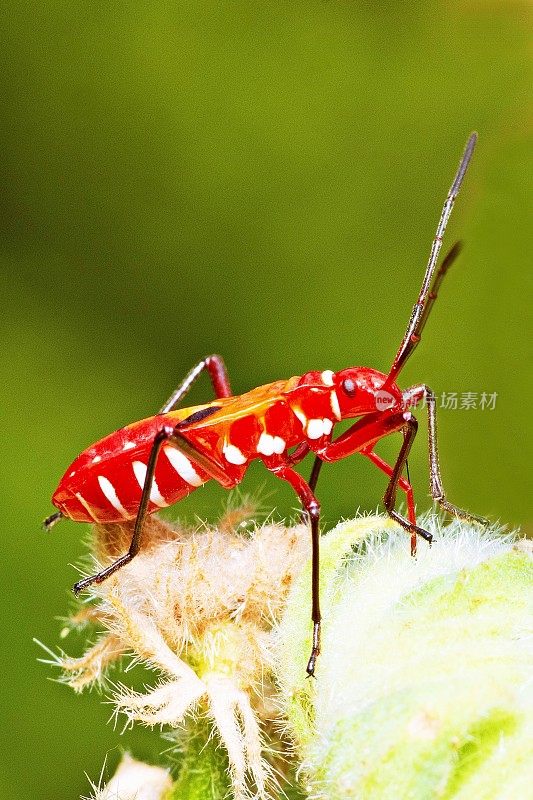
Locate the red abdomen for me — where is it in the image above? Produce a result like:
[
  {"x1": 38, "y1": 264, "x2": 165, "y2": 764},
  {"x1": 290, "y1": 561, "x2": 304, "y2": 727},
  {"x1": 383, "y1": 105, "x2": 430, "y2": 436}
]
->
[
  {"x1": 52, "y1": 378, "x2": 310, "y2": 525},
  {"x1": 52, "y1": 414, "x2": 215, "y2": 524}
]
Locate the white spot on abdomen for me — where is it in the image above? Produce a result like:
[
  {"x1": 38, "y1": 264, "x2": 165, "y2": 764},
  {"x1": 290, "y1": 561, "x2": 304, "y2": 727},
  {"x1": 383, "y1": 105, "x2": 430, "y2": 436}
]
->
[
  {"x1": 164, "y1": 446, "x2": 204, "y2": 486},
  {"x1": 92, "y1": 455, "x2": 102, "y2": 464},
  {"x1": 75, "y1": 493, "x2": 98, "y2": 521},
  {"x1": 321, "y1": 370, "x2": 335, "y2": 386},
  {"x1": 123, "y1": 441, "x2": 135, "y2": 451},
  {"x1": 132, "y1": 461, "x2": 169, "y2": 507},
  {"x1": 223, "y1": 443, "x2": 247, "y2": 465},
  {"x1": 97, "y1": 475, "x2": 129, "y2": 518},
  {"x1": 257, "y1": 433, "x2": 286, "y2": 456}
]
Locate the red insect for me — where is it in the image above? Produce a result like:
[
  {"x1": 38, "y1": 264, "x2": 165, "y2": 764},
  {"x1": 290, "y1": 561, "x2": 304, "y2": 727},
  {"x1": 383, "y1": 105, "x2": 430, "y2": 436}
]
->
[{"x1": 45, "y1": 134, "x2": 486, "y2": 675}]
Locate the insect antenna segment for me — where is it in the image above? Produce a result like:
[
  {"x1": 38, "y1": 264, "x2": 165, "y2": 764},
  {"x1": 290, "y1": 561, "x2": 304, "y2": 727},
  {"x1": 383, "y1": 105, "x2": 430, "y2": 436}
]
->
[{"x1": 385, "y1": 133, "x2": 477, "y2": 386}]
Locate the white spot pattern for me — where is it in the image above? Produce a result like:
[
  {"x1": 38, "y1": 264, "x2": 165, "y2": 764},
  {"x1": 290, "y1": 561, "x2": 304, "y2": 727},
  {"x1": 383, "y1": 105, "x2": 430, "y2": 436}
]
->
[
  {"x1": 321, "y1": 370, "x2": 335, "y2": 386},
  {"x1": 306, "y1": 419, "x2": 324, "y2": 439},
  {"x1": 257, "y1": 433, "x2": 286, "y2": 457},
  {"x1": 293, "y1": 408, "x2": 307, "y2": 428},
  {"x1": 97, "y1": 475, "x2": 129, "y2": 518},
  {"x1": 132, "y1": 461, "x2": 169, "y2": 507},
  {"x1": 306, "y1": 418, "x2": 334, "y2": 439},
  {"x1": 223, "y1": 443, "x2": 247, "y2": 465},
  {"x1": 330, "y1": 390, "x2": 342, "y2": 421},
  {"x1": 164, "y1": 446, "x2": 204, "y2": 486},
  {"x1": 274, "y1": 436, "x2": 286, "y2": 454},
  {"x1": 75, "y1": 492, "x2": 98, "y2": 521},
  {"x1": 123, "y1": 441, "x2": 135, "y2": 451},
  {"x1": 92, "y1": 455, "x2": 102, "y2": 464}
]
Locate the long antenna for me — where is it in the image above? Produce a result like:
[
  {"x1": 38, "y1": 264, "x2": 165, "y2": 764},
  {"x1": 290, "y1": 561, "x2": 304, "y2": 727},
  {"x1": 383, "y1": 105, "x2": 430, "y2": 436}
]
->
[{"x1": 385, "y1": 132, "x2": 477, "y2": 386}]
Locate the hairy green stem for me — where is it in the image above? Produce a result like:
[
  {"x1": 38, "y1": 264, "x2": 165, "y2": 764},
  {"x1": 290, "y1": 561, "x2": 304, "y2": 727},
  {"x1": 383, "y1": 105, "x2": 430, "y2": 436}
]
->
[{"x1": 170, "y1": 719, "x2": 232, "y2": 800}]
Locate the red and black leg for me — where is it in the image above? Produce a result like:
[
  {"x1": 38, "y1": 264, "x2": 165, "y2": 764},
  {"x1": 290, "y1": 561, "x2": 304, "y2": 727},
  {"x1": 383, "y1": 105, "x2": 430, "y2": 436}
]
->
[
  {"x1": 366, "y1": 416, "x2": 432, "y2": 555},
  {"x1": 159, "y1": 354, "x2": 232, "y2": 413},
  {"x1": 294, "y1": 455, "x2": 322, "y2": 524},
  {"x1": 72, "y1": 426, "x2": 234, "y2": 595},
  {"x1": 316, "y1": 411, "x2": 434, "y2": 549},
  {"x1": 268, "y1": 464, "x2": 321, "y2": 676},
  {"x1": 363, "y1": 446, "x2": 419, "y2": 556}
]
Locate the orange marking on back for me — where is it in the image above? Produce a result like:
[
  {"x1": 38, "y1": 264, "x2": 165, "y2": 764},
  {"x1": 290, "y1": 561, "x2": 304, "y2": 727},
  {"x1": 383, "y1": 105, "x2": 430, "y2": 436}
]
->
[{"x1": 170, "y1": 378, "x2": 300, "y2": 431}]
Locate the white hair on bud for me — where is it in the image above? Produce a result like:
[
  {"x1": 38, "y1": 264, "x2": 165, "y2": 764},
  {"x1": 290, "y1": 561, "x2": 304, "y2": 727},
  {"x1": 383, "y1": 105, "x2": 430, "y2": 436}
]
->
[
  {"x1": 88, "y1": 753, "x2": 172, "y2": 800},
  {"x1": 58, "y1": 510, "x2": 310, "y2": 800}
]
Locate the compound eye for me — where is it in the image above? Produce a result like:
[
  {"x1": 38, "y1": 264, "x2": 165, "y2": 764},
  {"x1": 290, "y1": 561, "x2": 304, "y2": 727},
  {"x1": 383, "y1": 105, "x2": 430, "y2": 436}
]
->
[{"x1": 342, "y1": 378, "x2": 357, "y2": 397}]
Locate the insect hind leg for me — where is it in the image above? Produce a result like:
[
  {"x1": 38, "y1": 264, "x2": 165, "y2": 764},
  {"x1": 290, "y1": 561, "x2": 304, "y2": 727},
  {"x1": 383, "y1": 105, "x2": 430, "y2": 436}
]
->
[
  {"x1": 73, "y1": 426, "x2": 234, "y2": 595},
  {"x1": 160, "y1": 354, "x2": 232, "y2": 413}
]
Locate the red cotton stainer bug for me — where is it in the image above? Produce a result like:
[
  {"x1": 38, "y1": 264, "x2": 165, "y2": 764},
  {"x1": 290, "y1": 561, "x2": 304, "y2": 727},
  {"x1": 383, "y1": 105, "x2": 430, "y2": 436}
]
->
[{"x1": 45, "y1": 133, "x2": 487, "y2": 676}]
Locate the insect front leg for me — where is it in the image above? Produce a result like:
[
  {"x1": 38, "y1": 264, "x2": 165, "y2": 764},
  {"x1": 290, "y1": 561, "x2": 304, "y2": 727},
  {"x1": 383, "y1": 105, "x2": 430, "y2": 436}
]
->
[
  {"x1": 410, "y1": 385, "x2": 488, "y2": 526},
  {"x1": 362, "y1": 446, "x2": 420, "y2": 555},
  {"x1": 159, "y1": 354, "x2": 232, "y2": 413},
  {"x1": 364, "y1": 417, "x2": 432, "y2": 556},
  {"x1": 266, "y1": 462, "x2": 321, "y2": 677},
  {"x1": 73, "y1": 427, "x2": 234, "y2": 595},
  {"x1": 317, "y1": 412, "x2": 433, "y2": 549}
]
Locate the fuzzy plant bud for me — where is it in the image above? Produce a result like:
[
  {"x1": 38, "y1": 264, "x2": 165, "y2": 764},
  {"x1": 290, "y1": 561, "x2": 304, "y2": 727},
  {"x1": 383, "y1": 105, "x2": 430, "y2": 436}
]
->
[
  {"x1": 92, "y1": 753, "x2": 172, "y2": 800},
  {"x1": 275, "y1": 515, "x2": 533, "y2": 800},
  {"x1": 56, "y1": 506, "x2": 311, "y2": 800},
  {"x1": 46, "y1": 502, "x2": 530, "y2": 800}
]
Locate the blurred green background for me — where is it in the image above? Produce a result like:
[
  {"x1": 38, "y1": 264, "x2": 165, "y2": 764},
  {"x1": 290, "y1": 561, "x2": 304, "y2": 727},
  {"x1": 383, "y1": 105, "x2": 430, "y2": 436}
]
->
[{"x1": 1, "y1": 1, "x2": 531, "y2": 798}]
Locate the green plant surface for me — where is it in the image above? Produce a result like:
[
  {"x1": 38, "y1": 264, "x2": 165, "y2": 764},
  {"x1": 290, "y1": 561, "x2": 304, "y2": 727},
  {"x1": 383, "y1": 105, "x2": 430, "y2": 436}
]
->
[
  {"x1": 170, "y1": 721, "x2": 232, "y2": 800},
  {"x1": 276, "y1": 519, "x2": 532, "y2": 799}
]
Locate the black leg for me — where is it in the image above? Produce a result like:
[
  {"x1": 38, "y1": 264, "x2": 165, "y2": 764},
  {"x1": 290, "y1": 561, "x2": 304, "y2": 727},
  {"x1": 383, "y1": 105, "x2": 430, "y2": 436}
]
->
[
  {"x1": 425, "y1": 387, "x2": 488, "y2": 525},
  {"x1": 383, "y1": 417, "x2": 433, "y2": 548},
  {"x1": 308, "y1": 506, "x2": 321, "y2": 677},
  {"x1": 159, "y1": 354, "x2": 232, "y2": 413},
  {"x1": 268, "y1": 464, "x2": 321, "y2": 676},
  {"x1": 167, "y1": 430, "x2": 234, "y2": 488},
  {"x1": 73, "y1": 425, "x2": 235, "y2": 594},
  {"x1": 72, "y1": 427, "x2": 172, "y2": 594},
  {"x1": 296, "y1": 455, "x2": 322, "y2": 525},
  {"x1": 308, "y1": 456, "x2": 323, "y2": 493},
  {"x1": 43, "y1": 357, "x2": 230, "y2": 543}
]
